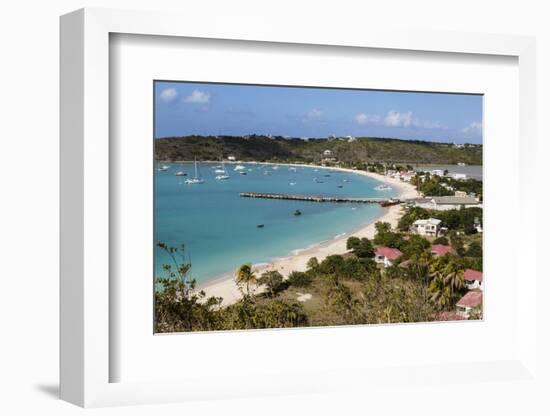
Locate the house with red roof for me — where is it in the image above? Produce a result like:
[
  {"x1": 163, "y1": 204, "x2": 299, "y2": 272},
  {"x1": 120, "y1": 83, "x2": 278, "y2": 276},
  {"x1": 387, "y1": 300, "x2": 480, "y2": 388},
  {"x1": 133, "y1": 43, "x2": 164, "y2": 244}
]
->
[
  {"x1": 431, "y1": 244, "x2": 452, "y2": 257},
  {"x1": 456, "y1": 291, "x2": 483, "y2": 318},
  {"x1": 374, "y1": 246, "x2": 403, "y2": 267},
  {"x1": 464, "y1": 269, "x2": 483, "y2": 291}
]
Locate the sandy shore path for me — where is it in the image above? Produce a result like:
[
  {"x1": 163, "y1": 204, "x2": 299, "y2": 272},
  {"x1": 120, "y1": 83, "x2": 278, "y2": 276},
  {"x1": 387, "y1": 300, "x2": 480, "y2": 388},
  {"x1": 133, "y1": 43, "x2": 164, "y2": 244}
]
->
[{"x1": 196, "y1": 165, "x2": 420, "y2": 306}]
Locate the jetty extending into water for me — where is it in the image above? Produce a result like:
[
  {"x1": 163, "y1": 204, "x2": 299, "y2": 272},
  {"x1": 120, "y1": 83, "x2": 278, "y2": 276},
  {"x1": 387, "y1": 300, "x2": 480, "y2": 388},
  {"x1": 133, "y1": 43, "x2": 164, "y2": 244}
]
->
[{"x1": 240, "y1": 192, "x2": 400, "y2": 206}]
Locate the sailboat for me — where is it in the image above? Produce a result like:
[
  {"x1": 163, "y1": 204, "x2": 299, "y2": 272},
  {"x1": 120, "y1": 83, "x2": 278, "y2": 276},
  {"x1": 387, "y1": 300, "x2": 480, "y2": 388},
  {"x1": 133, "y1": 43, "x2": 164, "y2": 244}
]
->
[
  {"x1": 184, "y1": 159, "x2": 205, "y2": 184},
  {"x1": 215, "y1": 162, "x2": 230, "y2": 180},
  {"x1": 374, "y1": 164, "x2": 392, "y2": 191}
]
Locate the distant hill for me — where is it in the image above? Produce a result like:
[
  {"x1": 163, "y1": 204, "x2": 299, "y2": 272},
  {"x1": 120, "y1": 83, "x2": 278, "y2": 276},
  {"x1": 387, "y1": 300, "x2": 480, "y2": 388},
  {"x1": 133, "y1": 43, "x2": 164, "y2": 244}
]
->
[{"x1": 155, "y1": 135, "x2": 482, "y2": 165}]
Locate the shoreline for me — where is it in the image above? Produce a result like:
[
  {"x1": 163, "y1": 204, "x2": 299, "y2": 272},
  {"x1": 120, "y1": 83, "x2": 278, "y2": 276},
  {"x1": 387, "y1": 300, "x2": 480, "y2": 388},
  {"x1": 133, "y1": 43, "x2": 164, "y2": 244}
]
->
[{"x1": 193, "y1": 162, "x2": 420, "y2": 307}]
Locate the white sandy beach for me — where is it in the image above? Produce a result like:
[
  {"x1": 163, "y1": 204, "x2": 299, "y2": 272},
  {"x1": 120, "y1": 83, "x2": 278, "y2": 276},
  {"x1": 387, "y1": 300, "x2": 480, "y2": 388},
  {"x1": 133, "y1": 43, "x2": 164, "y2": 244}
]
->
[{"x1": 196, "y1": 164, "x2": 420, "y2": 306}]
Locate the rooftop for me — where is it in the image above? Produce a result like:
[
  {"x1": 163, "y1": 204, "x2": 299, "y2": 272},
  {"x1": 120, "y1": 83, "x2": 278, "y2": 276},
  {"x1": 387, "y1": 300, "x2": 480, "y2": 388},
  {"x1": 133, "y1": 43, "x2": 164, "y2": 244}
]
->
[
  {"x1": 375, "y1": 246, "x2": 403, "y2": 261},
  {"x1": 432, "y1": 196, "x2": 480, "y2": 205},
  {"x1": 431, "y1": 244, "x2": 452, "y2": 256},
  {"x1": 457, "y1": 291, "x2": 483, "y2": 308},
  {"x1": 464, "y1": 269, "x2": 483, "y2": 282},
  {"x1": 414, "y1": 218, "x2": 442, "y2": 226}
]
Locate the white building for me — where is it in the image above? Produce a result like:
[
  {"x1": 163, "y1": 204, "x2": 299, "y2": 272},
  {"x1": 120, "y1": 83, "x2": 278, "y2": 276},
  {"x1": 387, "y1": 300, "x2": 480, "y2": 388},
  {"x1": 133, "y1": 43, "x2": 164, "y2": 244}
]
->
[
  {"x1": 323, "y1": 149, "x2": 333, "y2": 156},
  {"x1": 411, "y1": 195, "x2": 482, "y2": 211},
  {"x1": 451, "y1": 173, "x2": 468, "y2": 180},
  {"x1": 227, "y1": 155, "x2": 236, "y2": 161},
  {"x1": 410, "y1": 218, "x2": 442, "y2": 236},
  {"x1": 346, "y1": 135, "x2": 357, "y2": 142},
  {"x1": 431, "y1": 169, "x2": 446, "y2": 177}
]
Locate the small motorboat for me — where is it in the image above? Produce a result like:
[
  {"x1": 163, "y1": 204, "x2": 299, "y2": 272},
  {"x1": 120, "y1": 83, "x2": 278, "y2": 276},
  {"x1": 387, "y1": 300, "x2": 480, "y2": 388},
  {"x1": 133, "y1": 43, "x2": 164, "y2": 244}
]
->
[
  {"x1": 294, "y1": 210, "x2": 302, "y2": 216},
  {"x1": 157, "y1": 165, "x2": 170, "y2": 172},
  {"x1": 175, "y1": 171, "x2": 187, "y2": 176},
  {"x1": 215, "y1": 174, "x2": 230, "y2": 180},
  {"x1": 234, "y1": 165, "x2": 246, "y2": 171},
  {"x1": 337, "y1": 185, "x2": 343, "y2": 188},
  {"x1": 289, "y1": 182, "x2": 296, "y2": 186},
  {"x1": 324, "y1": 174, "x2": 331, "y2": 177},
  {"x1": 257, "y1": 224, "x2": 265, "y2": 228},
  {"x1": 239, "y1": 171, "x2": 247, "y2": 175}
]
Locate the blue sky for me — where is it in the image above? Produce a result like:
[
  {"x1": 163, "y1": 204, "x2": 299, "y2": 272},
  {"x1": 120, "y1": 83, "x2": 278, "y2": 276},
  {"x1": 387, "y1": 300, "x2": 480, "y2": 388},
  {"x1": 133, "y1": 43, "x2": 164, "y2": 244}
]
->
[{"x1": 154, "y1": 81, "x2": 483, "y2": 143}]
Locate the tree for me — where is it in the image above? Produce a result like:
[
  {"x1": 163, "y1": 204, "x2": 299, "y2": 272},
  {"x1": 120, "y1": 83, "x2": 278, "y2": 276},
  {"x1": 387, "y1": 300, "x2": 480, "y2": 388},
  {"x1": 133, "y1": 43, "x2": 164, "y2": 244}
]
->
[
  {"x1": 433, "y1": 236, "x2": 449, "y2": 245},
  {"x1": 428, "y1": 278, "x2": 452, "y2": 310},
  {"x1": 155, "y1": 242, "x2": 223, "y2": 332},
  {"x1": 401, "y1": 234, "x2": 430, "y2": 258},
  {"x1": 346, "y1": 236, "x2": 375, "y2": 258},
  {"x1": 306, "y1": 257, "x2": 319, "y2": 271},
  {"x1": 235, "y1": 263, "x2": 257, "y2": 297},
  {"x1": 346, "y1": 236, "x2": 361, "y2": 251},
  {"x1": 258, "y1": 270, "x2": 284, "y2": 297},
  {"x1": 465, "y1": 241, "x2": 482, "y2": 257},
  {"x1": 375, "y1": 221, "x2": 392, "y2": 235},
  {"x1": 287, "y1": 271, "x2": 313, "y2": 288},
  {"x1": 318, "y1": 255, "x2": 346, "y2": 276},
  {"x1": 442, "y1": 261, "x2": 465, "y2": 300},
  {"x1": 407, "y1": 251, "x2": 433, "y2": 285},
  {"x1": 449, "y1": 232, "x2": 465, "y2": 257}
]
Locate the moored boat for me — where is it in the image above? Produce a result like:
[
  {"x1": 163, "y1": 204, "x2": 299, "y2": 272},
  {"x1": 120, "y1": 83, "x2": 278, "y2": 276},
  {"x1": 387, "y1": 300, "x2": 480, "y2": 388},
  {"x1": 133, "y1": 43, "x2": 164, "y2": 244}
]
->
[{"x1": 184, "y1": 159, "x2": 205, "y2": 184}]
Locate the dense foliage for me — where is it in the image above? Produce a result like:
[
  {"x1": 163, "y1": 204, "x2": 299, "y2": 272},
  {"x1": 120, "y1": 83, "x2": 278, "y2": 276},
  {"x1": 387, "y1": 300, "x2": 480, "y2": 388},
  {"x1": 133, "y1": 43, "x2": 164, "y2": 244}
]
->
[
  {"x1": 411, "y1": 173, "x2": 483, "y2": 199},
  {"x1": 398, "y1": 206, "x2": 483, "y2": 234},
  {"x1": 155, "y1": 135, "x2": 483, "y2": 165},
  {"x1": 155, "y1": 218, "x2": 483, "y2": 332}
]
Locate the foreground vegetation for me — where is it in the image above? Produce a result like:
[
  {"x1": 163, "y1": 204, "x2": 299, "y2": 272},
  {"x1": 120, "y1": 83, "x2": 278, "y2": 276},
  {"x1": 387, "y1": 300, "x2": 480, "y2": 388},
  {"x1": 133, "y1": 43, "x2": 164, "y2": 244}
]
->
[
  {"x1": 155, "y1": 135, "x2": 482, "y2": 165},
  {"x1": 155, "y1": 217, "x2": 483, "y2": 332}
]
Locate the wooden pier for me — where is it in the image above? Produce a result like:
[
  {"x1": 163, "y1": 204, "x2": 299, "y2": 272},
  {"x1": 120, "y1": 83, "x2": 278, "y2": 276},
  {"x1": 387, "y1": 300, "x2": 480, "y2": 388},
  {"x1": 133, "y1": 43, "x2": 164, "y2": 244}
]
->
[{"x1": 240, "y1": 192, "x2": 400, "y2": 206}]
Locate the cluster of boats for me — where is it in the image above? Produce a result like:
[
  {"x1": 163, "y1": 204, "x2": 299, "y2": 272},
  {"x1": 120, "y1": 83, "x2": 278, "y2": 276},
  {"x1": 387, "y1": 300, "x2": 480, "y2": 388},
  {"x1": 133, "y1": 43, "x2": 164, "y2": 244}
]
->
[{"x1": 158, "y1": 161, "x2": 365, "y2": 190}]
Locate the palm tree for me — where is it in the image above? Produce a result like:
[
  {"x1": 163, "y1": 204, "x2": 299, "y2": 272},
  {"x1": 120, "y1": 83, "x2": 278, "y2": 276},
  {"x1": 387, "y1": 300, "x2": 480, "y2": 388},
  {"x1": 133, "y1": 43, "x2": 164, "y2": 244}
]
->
[
  {"x1": 443, "y1": 261, "x2": 465, "y2": 300},
  {"x1": 429, "y1": 258, "x2": 446, "y2": 283},
  {"x1": 411, "y1": 252, "x2": 433, "y2": 284},
  {"x1": 428, "y1": 278, "x2": 452, "y2": 310},
  {"x1": 235, "y1": 263, "x2": 257, "y2": 297}
]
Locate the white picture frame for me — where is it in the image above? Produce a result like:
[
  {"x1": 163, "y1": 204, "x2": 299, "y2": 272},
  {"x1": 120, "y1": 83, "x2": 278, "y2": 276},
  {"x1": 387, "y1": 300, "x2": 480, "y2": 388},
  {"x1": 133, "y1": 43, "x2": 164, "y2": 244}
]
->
[{"x1": 60, "y1": 7, "x2": 538, "y2": 408}]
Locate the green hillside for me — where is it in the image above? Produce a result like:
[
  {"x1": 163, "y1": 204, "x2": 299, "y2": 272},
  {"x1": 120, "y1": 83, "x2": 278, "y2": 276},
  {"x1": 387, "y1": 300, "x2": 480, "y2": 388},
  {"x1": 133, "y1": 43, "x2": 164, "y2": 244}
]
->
[{"x1": 155, "y1": 135, "x2": 482, "y2": 165}]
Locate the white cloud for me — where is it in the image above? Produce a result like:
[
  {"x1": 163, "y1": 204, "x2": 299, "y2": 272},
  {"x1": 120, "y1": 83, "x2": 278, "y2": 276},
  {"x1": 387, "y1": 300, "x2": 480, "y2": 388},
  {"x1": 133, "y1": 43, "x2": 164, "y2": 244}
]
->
[
  {"x1": 384, "y1": 110, "x2": 413, "y2": 127},
  {"x1": 354, "y1": 110, "x2": 445, "y2": 130},
  {"x1": 355, "y1": 113, "x2": 381, "y2": 125},
  {"x1": 185, "y1": 89, "x2": 210, "y2": 104},
  {"x1": 461, "y1": 121, "x2": 482, "y2": 136},
  {"x1": 303, "y1": 108, "x2": 326, "y2": 123},
  {"x1": 159, "y1": 88, "x2": 178, "y2": 103}
]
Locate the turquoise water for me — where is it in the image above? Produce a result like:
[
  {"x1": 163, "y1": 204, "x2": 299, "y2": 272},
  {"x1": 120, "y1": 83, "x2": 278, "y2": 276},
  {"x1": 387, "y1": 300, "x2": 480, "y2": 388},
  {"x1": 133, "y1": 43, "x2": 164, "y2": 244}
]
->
[{"x1": 154, "y1": 163, "x2": 397, "y2": 284}]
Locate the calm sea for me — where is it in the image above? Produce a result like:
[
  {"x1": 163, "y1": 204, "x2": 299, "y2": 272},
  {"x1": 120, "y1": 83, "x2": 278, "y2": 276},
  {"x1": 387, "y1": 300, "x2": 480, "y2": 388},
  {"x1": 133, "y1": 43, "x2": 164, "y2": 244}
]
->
[{"x1": 154, "y1": 163, "x2": 395, "y2": 284}]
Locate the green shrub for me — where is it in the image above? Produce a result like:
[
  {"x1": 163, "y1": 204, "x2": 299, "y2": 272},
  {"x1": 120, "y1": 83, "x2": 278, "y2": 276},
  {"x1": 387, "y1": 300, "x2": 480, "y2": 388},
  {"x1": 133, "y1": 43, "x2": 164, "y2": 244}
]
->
[{"x1": 287, "y1": 271, "x2": 313, "y2": 288}]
